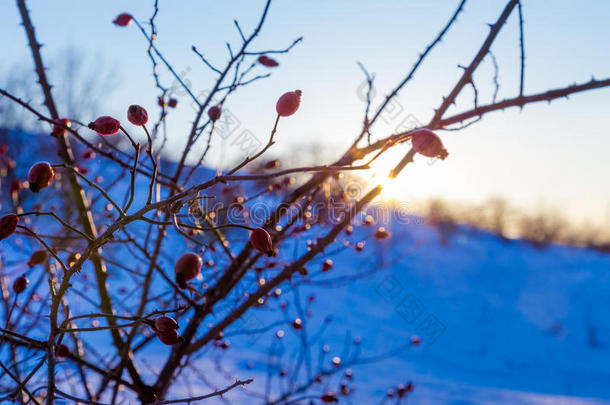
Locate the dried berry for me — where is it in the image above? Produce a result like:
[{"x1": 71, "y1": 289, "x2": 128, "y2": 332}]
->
[
  {"x1": 322, "y1": 259, "x2": 333, "y2": 272},
  {"x1": 28, "y1": 250, "x2": 48, "y2": 267},
  {"x1": 113, "y1": 13, "x2": 133, "y2": 27},
  {"x1": 320, "y1": 392, "x2": 338, "y2": 403},
  {"x1": 410, "y1": 128, "x2": 448, "y2": 160},
  {"x1": 208, "y1": 106, "x2": 221, "y2": 122},
  {"x1": 276, "y1": 90, "x2": 302, "y2": 117},
  {"x1": 174, "y1": 253, "x2": 203, "y2": 288},
  {"x1": 264, "y1": 159, "x2": 279, "y2": 169},
  {"x1": 28, "y1": 162, "x2": 55, "y2": 192},
  {"x1": 157, "y1": 329, "x2": 180, "y2": 345},
  {"x1": 154, "y1": 316, "x2": 179, "y2": 332},
  {"x1": 258, "y1": 55, "x2": 279, "y2": 67},
  {"x1": 89, "y1": 116, "x2": 121, "y2": 136},
  {"x1": 291, "y1": 318, "x2": 303, "y2": 330},
  {"x1": 250, "y1": 228, "x2": 273, "y2": 256},
  {"x1": 0, "y1": 214, "x2": 19, "y2": 240},
  {"x1": 51, "y1": 119, "x2": 71, "y2": 137},
  {"x1": 375, "y1": 227, "x2": 391, "y2": 240},
  {"x1": 127, "y1": 105, "x2": 148, "y2": 126},
  {"x1": 56, "y1": 344, "x2": 71, "y2": 358},
  {"x1": 168, "y1": 98, "x2": 178, "y2": 108},
  {"x1": 82, "y1": 150, "x2": 96, "y2": 160},
  {"x1": 12, "y1": 274, "x2": 28, "y2": 294}
]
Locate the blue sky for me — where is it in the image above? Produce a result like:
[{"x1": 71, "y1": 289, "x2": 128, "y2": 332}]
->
[{"x1": 1, "y1": 0, "x2": 609, "y2": 224}]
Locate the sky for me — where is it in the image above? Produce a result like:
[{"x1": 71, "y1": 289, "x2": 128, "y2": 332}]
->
[{"x1": 1, "y1": 0, "x2": 609, "y2": 225}]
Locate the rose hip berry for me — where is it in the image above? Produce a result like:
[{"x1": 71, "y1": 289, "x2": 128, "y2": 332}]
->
[
  {"x1": 258, "y1": 55, "x2": 279, "y2": 67},
  {"x1": 0, "y1": 214, "x2": 19, "y2": 240},
  {"x1": 56, "y1": 344, "x2": 71, "y2": 358},
  {"x1": 320, "y1": 392, "x2": 338, "y2": 403},
  {"x1": 410, "y1": 128, "x2": 449, "y2": 160},
  {"x1": 250, "y1": 228, "x2": 273, "y2": 256},
  {"x1": 208, "y1": 106, "x2": 221, "y2": 122},
  {"x1": 375, "y1": 227, "x2": 391, "y2": 240},
  {"x1": 51, "y1": 119, "x2": 71, "y2": 137},
  {"x1": 174, "y1": 252, "x2": 203, "y2": 288},
  {"x1": 12, "y1": 274, "x2": 28, "y2": 294},
  {"x1": 28, "y1": 250, "x2": 48, "y2": 267},
  {"x1": 88, "y1": 116, "x2": 121, "y2": 136},
  {"x1": 28, "y1": 162, "x2": 55, "y2": 192},
  {"x1": 113, "y1": 13, "x2": 133, "y2": 27},
  {"x1": 322, "y1": 259, "x2": 333, "y2": 272},
  {"x1": 154, "y1": 316, "x2": 179, "y2": 332},
  {"x1": 127, "y1": 105, "x2": 148, "y2": 126},
  {"x1": 276, "y1": 90, "x2": 302, "y2": 117},
  {"x1": 157, "y1": 329, "x2": 180, "y2": 346}
]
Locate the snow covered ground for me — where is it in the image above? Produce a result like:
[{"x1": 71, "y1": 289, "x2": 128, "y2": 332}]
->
[{"x1": 200, "y1": 218, "x2": 610, "y2": 404}]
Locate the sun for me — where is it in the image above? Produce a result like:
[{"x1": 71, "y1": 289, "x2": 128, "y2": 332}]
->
[{"x1": 366, "y1": 161, "x2": 406, "y2": 202}]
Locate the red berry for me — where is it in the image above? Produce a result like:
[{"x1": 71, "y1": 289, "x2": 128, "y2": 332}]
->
[
  {"x1": 9, "y1": 180, "x2": 22, "y2": 195},
  {"x1": 410, "y1": 335, "x2": 421, "y2": 345},
  {"x1": 208, "y1": 106, "x2": 221, "y2": 122},
  {"x1": 0, "y1": 214, "x2": 19, "y2": 240},
  {"x1": 154, "y1": 316, "x2": 179, "y2": 332},
  {"x1": 276, "y1": 90, "x2": 302, "y2": 117},
  {"x1": 113, "y1": 13, "x2": 133, "y2": 27},
  {"x1": 411, "y1": 128, "x2": 448, "y2": 160},
  {"x1": 320, "y1": 392, "x2": 338, "y2": 403},
  {"x1": 322, "y1": 259, "x2": 333, "y2": 272},
  {"x1": 264, "y1": 159, "x2": 279, "y2": 169},
  {"x1": 355, "y1": 241, "x2": 365, "y2": 252},
  {"x1": 158, "y1": 96, "x2": 167, "y2": 107},
  {"x1": 12, "y1": 274, "x2": 28, "y2": 294},
  {"x1": 174, "y1": 253, "x2": 202, "y2": 288},
  {"x1": 0, "y1": 144, "x2": 7, "y2": 154},
  {"x1": 51, "y1": 119, "x2": 71, "y2": 137},
  {"x1": 56, "y1": 344, "x2": 71, "y2": 358},
  {"x1": 168, "y1": 98, "x2": 178, "y2": 108},
  {"x1": 258, "y1": 55, "x2": 279, "y2": 67},
  {"x1": 250, "y1": 228, "x2": 273, "y2": 256},
  {"x1": 82, "y1": 150, "x2": 96, "y2": 160},
  {"x1": 28, "y1": 250, "x2": 48, "y2": 267},
  {"x1": 375, "y1": 227, "x2": 391, "y2": 240},
  {"x1": 28, "y1": 162, "x2": 54, "y2": 192},
  {"x1": 157, "y1": 329, "x2": 180, "y2": 345},
  {"x1": 291, "y1": 318, "x2": 303, "y2": 330},
  {"x1": 89, "y1": 116, "x2": 121, "y2": 136},
  {"x1": 127, "y1": 105, "x2": 148, "y2": 126}
]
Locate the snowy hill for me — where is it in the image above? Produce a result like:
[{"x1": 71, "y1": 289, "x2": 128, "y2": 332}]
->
[{"x1": 2, "y1": 129, "x2": 609, "y2": 404}]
